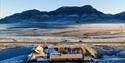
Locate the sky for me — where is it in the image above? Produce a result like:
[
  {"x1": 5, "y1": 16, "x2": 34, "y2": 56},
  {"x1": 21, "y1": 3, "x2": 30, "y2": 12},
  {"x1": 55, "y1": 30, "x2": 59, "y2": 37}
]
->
[{"x1": 0, "y1": 0, "x2": 125, "y2": 19}]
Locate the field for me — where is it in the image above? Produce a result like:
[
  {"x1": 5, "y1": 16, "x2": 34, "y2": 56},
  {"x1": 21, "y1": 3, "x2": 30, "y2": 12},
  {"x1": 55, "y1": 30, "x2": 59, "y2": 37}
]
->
[
  {"x1": 0, "y1": 23, "x2": 125, "y2": 63},
  {"x1": 0, "y1": 24, "x2": 125, "y2": 42},
  {"x1": 0, "y1": 23, "x2": 125, "y2": 49}
]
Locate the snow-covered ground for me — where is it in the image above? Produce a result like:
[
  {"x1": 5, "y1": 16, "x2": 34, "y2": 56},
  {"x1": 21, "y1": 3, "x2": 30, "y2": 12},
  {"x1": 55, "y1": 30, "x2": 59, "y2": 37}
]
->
[
  {"x1": 0, "y1": 55, "x2": 27, "y2": 63},
  {"x1": 0, "y1": 47, "x2": 32, "y2": 61}
]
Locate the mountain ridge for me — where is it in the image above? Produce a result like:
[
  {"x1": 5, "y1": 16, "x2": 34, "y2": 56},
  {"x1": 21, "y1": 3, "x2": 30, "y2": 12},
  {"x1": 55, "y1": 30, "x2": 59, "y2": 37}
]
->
[{"x1": 0, "y1": 5, "x2": 125, "y2": 23}]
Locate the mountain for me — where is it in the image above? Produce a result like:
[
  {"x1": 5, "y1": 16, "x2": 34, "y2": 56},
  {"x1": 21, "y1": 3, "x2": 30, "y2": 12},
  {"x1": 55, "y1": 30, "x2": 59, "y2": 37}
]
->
[
  {"x1": 49, "y1": 5, "x2": 104, "y2": 15},
  {"x1": 114, "y1": 11, "x2": 125, "y2": 20},
  {"x1": 0, "y1": 5, "x2": 125, "y2": 24}
]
